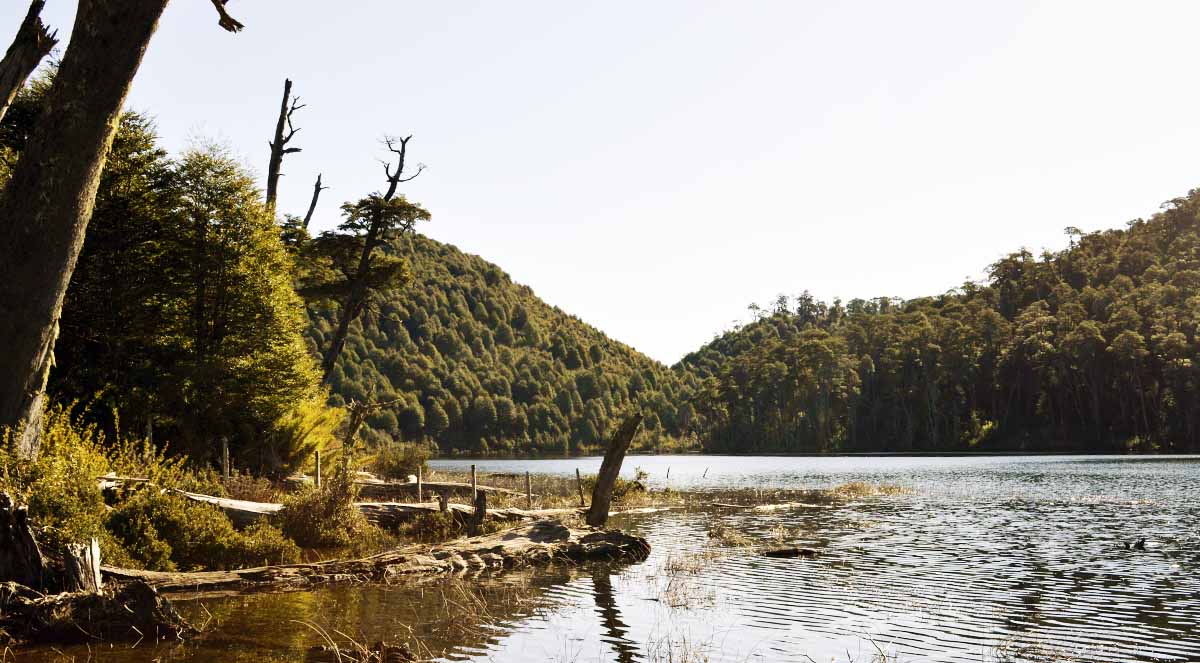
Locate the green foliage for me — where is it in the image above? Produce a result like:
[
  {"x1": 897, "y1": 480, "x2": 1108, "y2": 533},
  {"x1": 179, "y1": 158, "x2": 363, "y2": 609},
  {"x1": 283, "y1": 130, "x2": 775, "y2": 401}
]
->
[
  {"x1": 311, "y1": 234, "x2": 696, "y2": 456},
  {"x1": 277, "y1": 468, "x2": 371, "y2": 549},
  {"x1": 106, "y1": 491, "x2": 298, "y2": 571},
  {"x1": 683, "y1": 190, "x2": 1200, "y2": 453},
  {"x1": 370, "y1": 441, "x2": 432, "y2": 480},
  {"x1": 8, "y1": 104, "x2": 335, "y2": 475},
  {"x1": 0, "y1": 404, "x2": 295, "y2": 571}
]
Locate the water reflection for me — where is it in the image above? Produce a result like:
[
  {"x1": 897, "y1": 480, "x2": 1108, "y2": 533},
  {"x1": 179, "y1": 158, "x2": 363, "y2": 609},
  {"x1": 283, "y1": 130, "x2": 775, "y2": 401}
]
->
[{"x1": 17, "y1": 455, "x2": 1200, "y2": 662}]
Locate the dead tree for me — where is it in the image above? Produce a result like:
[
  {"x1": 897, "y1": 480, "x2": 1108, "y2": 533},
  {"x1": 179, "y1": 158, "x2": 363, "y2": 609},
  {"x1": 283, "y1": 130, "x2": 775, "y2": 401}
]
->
[
  {"x1": 302, "y1": 173, "x2": 328, "y2": 230},
  {"x1": 320, "y1": 136, "x2": 426, "y2": 382},
  {"x1": 62, "y1": 539, "x2": 101, "y2": 593},
  {"x1": 586, "y1": 415, "x2": 643, "y2": 528},
  {"x1": 264, "y1": 78, "x2": 303, "y2": 215},
  {"x1": 0, "y1": 0, "x2": 243, "y2": 458},
  {"x1": 0, "y1": 0, "x2": 57, "y2": 124}
]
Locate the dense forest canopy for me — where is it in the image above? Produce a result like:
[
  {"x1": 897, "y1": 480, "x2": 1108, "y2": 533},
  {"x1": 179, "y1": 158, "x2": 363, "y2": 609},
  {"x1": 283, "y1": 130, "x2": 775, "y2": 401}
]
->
[
  {"x1": 679, "y1": 194, "x2": 1200, "y2": 454},
  {"x1": 309, "y1": 234, "x2": 696, "y2": 456},
  {"x1": 6, "y1": 72, "x2": 1200, "y2": 462}
]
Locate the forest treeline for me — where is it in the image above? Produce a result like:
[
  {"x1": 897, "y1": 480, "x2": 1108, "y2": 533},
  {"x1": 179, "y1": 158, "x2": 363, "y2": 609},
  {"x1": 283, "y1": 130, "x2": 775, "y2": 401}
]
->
[
  {"x1": 681, "y1": 195, "x2": 1200, "y2": 453},
  {"x1": 7, "y1": 69, "x2": 1200, "y2": 465}
]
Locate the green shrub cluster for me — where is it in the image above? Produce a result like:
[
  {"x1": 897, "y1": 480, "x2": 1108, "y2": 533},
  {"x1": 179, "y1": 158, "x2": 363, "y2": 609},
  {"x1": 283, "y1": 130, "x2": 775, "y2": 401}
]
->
[
  {"x1": 1, "y1": 404, "x2": 297, "y2": 571},
  {"x1": 370, "y1": 441, "x2": 432, "y2": 480},
  {"x1": 278, "y1": 468, "x2": 371, "y2": 549}
]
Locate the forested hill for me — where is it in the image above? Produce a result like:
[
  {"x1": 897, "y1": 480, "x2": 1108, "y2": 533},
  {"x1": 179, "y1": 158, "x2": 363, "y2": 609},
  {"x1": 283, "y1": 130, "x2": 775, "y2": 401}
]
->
[
  {"x1": 676, "y1": 189, "x2": 1200, "y2": 454},
  {"x1": 307, "y1": 234, "x2": 697, "y2": 456}
]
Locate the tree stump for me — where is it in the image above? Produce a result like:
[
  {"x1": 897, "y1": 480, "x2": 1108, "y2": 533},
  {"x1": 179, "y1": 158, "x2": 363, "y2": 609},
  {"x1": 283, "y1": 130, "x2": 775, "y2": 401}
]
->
[
  {"x1": 586, "y1": 415, "x2": 643, "y2": 527},
  {"x1": 63, "y1": 538, "x2": 101, "y2": 593},
  {"x1": 0, "y1": 492, "x2": 46, "y2": 590}
]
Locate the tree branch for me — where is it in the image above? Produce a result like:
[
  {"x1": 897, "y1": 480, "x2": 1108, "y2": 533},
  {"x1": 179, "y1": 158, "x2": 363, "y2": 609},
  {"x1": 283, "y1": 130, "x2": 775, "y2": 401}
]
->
[
  {"x1": 210, "y1": 0, "x2": 245, "y2": 33},
  {"x1": 0, "y1": 0, "x2": 57, "y2": 124}
]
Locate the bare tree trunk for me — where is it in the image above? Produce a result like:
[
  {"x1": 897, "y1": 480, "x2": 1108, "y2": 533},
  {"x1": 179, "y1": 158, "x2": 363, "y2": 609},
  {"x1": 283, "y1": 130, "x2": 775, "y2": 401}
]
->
[
  {"x1": 0, "y1": 0, "x2": 56, "y2": 124},
  {"x1": 586, "y1": 415, "x2": 643, "y2": 528},
  {"x1": 264, "y1": 78, "x2": 301, "y2": 215},
  {"x1": 0, "y1": 0, "x2": 171, "y2": 458},
  {"x1": 302, "y1": 173, "x2": 326, "y2": 230}
]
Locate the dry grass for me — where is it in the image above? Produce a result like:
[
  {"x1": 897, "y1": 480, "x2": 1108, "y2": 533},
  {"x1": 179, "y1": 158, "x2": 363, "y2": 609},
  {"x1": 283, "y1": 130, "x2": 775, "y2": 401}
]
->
[
  {"x1": 427, "y1": 468, "x2": 685, "y2": 511},
  {"x1": 826, "y1": 482, "x2": 910, "y2": 498},
  {"x1": 707, "y1": 523, "x2": 755, "y2": 547}
]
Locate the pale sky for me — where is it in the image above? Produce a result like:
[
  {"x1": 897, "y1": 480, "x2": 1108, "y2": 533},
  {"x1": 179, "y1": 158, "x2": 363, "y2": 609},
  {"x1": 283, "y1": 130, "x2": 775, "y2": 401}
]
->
[{"x1": 9, "y1": 2, "x2": 1200, "y2": 364}]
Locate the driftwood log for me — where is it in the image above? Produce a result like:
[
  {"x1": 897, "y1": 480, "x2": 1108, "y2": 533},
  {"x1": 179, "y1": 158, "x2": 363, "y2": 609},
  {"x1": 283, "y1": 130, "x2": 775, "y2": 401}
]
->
[
  {"x1": 586, "y1": 414, "x2": 643, "y2": 527},
  {"x1": 104, "y1": 520, "x2": 650, "y2": 597}
]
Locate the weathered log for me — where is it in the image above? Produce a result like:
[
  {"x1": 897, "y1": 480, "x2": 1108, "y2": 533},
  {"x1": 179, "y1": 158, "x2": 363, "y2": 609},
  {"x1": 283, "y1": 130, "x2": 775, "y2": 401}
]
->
[
  {"x1": 62, "y1": 538, "x2": 101, "y2": 594},
  {"x1": 586, "y1": 414, "x2": 643, "y2": 528},
  {"x1": 103, "y1": 520, "x2": 651, "y2": 596},
  {"x1": 761, "y1": 547, "x2": 819, "y2": 559},
  {"x1": 0, "y1": 492, "x2": 46, "y2": 590},
  {"x1": 356, "y1": 479, "x2": 527, "y2": 500},
  {"x1": 0, "y1": 580, "x2": 192, "y2": 645}
]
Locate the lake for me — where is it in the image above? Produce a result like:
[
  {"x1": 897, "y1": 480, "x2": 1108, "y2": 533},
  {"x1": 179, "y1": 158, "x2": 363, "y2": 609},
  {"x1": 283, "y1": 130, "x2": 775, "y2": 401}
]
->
[{"x1": 22, "y1": 455, "x2": 1200, "y2": 662}]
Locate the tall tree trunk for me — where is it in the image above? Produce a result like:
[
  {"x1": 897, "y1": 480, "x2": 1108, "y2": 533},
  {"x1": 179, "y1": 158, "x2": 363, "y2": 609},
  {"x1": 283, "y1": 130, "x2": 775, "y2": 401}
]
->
[
  {"x1": 0, "y1": 0, "x2": 56, "y2": 124},
  {"x1": 0, "y1": 0, "x2": 170, "y2": 458}
]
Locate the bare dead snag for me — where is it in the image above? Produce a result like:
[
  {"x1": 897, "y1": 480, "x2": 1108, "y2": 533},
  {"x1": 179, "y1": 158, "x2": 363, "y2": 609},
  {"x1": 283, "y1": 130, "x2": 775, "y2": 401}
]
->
[
  {"x1": 265, "y1": 78, "x2": 303, "y2": 215},
  {"x1": 302, "y1": 173, "x2": 328, "y2": 230},
  {"x1": 0, "y1": 0, "x2": 57, "y2": 125},
  {"x1": 586, "y1": 415, "x2": 643, "y2": 528}
]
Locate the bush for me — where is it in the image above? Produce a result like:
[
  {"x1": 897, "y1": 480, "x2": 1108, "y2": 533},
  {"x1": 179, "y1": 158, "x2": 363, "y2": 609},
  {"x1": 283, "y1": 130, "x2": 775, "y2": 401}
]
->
[
  {"x1": 106, "y1": 490, "x2": 298, "y2": 571},
  {"x1": 370, "y1": 441, "x2": 432, "y2": 481},
  {"x1": 277, "y1": 468, "x2": 371, "y2": 548}
]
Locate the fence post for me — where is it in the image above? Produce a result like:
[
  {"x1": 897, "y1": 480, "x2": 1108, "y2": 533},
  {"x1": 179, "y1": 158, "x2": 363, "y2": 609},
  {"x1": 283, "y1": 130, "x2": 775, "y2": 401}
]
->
[
  {"x1": 471, "y1": 464, "x2": 477, "y2": 501},
  {"x1": 417, "y1": 466, "x2": 423, "y2": 503},
  {"x1": 525, "y1": 471, "x2": 533, "y2": 510},
  {"x1": 576, "y1": 468, "x2": 585, "y2": 508}
]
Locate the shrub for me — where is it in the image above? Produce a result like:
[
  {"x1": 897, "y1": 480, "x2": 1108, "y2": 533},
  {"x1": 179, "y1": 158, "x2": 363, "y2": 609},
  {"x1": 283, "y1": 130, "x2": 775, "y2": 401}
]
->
[
  {"x1": 370, "y1": 441, "x2": 432, "y2": 481},
  {"x1": 106, "y1": 490, "x2": 298, "y2": 571},
  {"x1": 277, "y1": 468, "x2": 371, "y2": 548}
]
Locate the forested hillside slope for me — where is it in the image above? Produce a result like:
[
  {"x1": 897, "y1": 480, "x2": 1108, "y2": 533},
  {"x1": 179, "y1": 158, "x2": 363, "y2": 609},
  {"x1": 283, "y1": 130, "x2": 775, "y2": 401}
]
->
[
  {"x1": 677, "y1": 191, "x2": 1200, "y2": 454},
  {"x1": 308, "y1": 234, "x2": 696, "y2": 455}
]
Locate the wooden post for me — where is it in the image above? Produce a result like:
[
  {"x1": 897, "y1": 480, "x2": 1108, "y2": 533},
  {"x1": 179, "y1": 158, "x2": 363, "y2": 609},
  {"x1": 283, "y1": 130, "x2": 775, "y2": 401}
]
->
[
  {"x1": 586, "y1": 415, "x2": 644, "y2": 528},
  {"x1": 471, "y1": 464, "x2": 477, "y2": 501},
  {"x1": 576, "y1": 468, "x2": 586, "y2": 508},
  {"x1": 469, "y1": 490, "x2": 487, "y2": 537},
  {"x1": 314, "y1": 450, "x2": 322, "y2": 489},
  {"x1": 438, "y1": 492, "x2": 449, "y2": 513},
  {"x1": 221, "y1": 438, "x2": 230, "y2": 480},
  {"x1": 417, "y1": 467, "x2": 423, "y2": 503},
  {"x1": 525, "y1": 471, "x2": 533, "y2": 509},
  {"x1": 63, "y1": 538, "x2": 101, "y2": 593},
  {"x1": 666, "y1": 467, "x2": 670, "y2": 481}
]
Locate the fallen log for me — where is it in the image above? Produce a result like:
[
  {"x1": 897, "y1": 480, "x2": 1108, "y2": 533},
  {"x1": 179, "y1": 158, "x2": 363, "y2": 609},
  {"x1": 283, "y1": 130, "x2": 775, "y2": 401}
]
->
[
  {"x1": 761, "y1": 546, "x2": 819, "y2": 559},
  {"x1": 103, "y1": 519, "x2": 650, "y2": 596},
  {"x1": 355, "y1": 479, "x2": 527, "y2": 500}
]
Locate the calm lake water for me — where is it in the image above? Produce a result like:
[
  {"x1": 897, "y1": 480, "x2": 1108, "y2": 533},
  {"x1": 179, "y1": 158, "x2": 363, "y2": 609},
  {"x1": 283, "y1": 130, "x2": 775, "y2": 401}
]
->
[{"x1": 22, "y1": 455, "x2": 1200, "y2": 662}]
